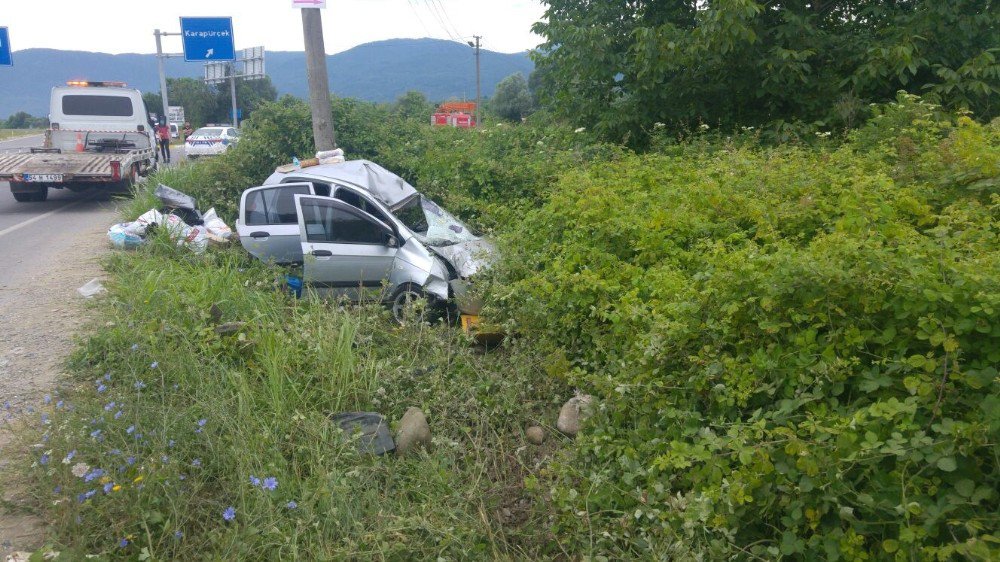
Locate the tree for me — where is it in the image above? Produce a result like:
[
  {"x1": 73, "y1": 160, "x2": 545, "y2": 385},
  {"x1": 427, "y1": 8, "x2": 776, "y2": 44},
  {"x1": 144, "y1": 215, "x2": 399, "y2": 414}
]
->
[
  {"x1": 532, "y1": 0, "x2": 1000, "y2": 143},
  {"x1": 393, "y1": 90, "x2": 434, "y2": 121},
  {"x1": 491, "y1": 73, "x2": 534, "y2": 121},
  {"x1": 213, "y1": 76, "x2": 279, "y2": 125},
  {"x1": 167, "y1": 78, "x2": 216, "y2": 127},
  {"x1": 141, "y1": 92, "x2": 162, "y2": 122}
]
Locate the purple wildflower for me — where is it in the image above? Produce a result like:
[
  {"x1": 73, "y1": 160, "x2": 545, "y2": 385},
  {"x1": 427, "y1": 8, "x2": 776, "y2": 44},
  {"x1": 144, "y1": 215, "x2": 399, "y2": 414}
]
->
[
  {"x1": 131, "y1": 343, "x2": 139, "y2": 351},
  {"x1": 104, "y1": 401, "x2": 116, "y2": 411},
  {"x1": 119, "y1": 538, "x2": 128, "y2": 548},
  {"x1": 161, "y1": 455, "x2": 169, "y2": 463},
  {"x1": 104, "y1": 482, "x2": 114, "y2": 494},
  {"x1": 39, "y1": 454, "x2": 49, "y2": 465},
  {"x1": 150, "y1": 362, "x2": 158, "y2": 369},
  {"x1": 64, "y1": 450, "x2": 76, "y2": 463},
  {"x1": 114, "y1": 410, "x2": 123, "y2": 420},
  {"x1": 90, "y1": 429, "x2": 102, "y2": 439},
  {"x1": 134, "y1": 380, "x2": 147, "y2": 390},
  {"x1": 222, "y1": 506, "x2": 236, "y2": 521},
  {"x1": 56, "y1": 400, "x2": 64, "y2": 409},
  {"x1": 262, "y1": 477, "x2": 278, "y2": 491},
  {"x1": 84, "y1": 489, "x2": 96, "y2": 499},
  {"x1": 84, "y1": 469, "x2": 105, "y2": 482},
  {"x1": 191, "y1": 458, "x2": 202, "y2": 468},
  {"x1": 97, "y1": 384, "x2": 107, "y2": 393},
  {"x1": 126, "y1": 425, "x2": 135, "y2": 434},
  {"x1": 198, "y1": 418, "x2": 207, "y2": 427},
  {"x1": 43, "y1": 394, "x2": 51, "y2": 405},
  {"x1": 286, "y1": 500, "x2": 298, "y2": 510},
  {"x1": 249, "y1": 476, "x2": 261, "y2": 486},
  {"x1": 174, "y1": 530, "x2": 183, "y2": 539},
  {"x1": 104, "y1": 373, "x2": 112, "y2": 382},
  {"x1": 126, "y1": 456, "x2": 136, "y2": 466}
]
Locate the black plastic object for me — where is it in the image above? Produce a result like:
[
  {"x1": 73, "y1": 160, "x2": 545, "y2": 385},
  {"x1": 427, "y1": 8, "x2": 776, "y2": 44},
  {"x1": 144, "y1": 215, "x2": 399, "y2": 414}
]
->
[
  {"x1": 154, "y1": 183, "x2": 197, "y2": 210},
  {"x1": 330, "y1": 412, "x2": 395, "y2": 456},
  {"x1": 163, "y1": 207, "x2": 204, "y2": 226}
]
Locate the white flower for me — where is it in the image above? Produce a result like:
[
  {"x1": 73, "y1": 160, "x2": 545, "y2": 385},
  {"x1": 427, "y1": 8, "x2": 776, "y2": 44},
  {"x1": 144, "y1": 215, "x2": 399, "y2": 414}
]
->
[
  {"x1": 574, "y1": 127, "x2": 586, "y2": 133},
  {"x1": 699, "y1": 123, "x2": 710, "y2": 131},
  {"x1": 653, "y1": 122, "x2": 665, "y2": 130},
  {"x1": 71, "y1": 462, "x2": 90, "y2": 478}
]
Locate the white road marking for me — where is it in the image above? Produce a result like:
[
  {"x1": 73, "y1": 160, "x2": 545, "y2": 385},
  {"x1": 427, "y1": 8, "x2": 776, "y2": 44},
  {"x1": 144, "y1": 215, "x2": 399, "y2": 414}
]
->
[{"x1": 0, "y1": 200, "x2": 81, "y2": 239}]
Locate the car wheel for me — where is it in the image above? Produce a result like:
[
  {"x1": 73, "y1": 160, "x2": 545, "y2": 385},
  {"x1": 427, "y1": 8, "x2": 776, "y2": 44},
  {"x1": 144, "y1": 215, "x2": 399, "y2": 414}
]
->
[
  {"x1": 11, "y1": 190, "x2": 33, "y2": 202},
  {"x1": 390, "y1": 284, "x2": 434, "y2": 325}
]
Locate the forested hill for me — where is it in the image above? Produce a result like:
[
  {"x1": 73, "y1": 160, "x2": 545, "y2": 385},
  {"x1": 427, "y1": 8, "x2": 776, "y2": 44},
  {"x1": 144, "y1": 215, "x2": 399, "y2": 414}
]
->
[{"x1": 0, "y1": 38, "x2": 533, "y2": 117}]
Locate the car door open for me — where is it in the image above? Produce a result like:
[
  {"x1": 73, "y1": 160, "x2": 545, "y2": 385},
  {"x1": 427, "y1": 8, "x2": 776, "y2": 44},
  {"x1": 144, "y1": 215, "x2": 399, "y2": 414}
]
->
[
  {"x1": 294, "y1": 194, "x2": 399, "y2": 301},
  {"x1": 236, "y1": 183, "x2": 315, "y2": 264}
]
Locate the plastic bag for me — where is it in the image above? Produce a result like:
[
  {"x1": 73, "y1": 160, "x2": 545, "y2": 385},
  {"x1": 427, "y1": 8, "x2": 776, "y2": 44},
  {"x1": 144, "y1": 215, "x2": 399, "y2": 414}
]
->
[
  {"x1": 202, "y1": 207, "x2": 233, "y2": 242},
  {"x1": 181, "y1": 225, "x2": 208, "y2": 254},
  {"x1": 77, "y1": 278, "x2": 106, "y2": 298},
  {"x1": 122, "y1": 209, "x2": 163, "y2": 237},
  {"x1": 154, "y1": 183, "x2": 197, "y2": 210},
  {"x1": 108, "y1": 222, "x2": 146, "y2": 249},
  {"x1": 317, "y1": 147, "x2": 345, "y2": 165}
]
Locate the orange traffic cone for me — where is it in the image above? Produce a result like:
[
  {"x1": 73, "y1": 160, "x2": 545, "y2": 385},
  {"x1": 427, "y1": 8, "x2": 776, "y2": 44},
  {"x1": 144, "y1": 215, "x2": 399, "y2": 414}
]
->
[{"x1": 75, "y1": 132, "x2": 84, "y2": 152}]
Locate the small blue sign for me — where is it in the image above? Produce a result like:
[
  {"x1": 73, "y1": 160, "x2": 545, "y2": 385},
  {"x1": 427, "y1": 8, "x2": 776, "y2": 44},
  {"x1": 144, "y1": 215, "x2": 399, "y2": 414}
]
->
[
  {"x1": 0, "y1": 27, "x2": 12, "y2": 67},
  {"x1": 179, "y1": 17, "x2": 235, "y2": 62}
]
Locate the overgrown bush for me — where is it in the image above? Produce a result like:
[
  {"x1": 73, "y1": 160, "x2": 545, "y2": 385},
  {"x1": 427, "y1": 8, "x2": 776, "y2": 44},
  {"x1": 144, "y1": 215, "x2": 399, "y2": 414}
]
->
[{"x1": 489, "y1": 97, "x2": 1000, "y2": 559}]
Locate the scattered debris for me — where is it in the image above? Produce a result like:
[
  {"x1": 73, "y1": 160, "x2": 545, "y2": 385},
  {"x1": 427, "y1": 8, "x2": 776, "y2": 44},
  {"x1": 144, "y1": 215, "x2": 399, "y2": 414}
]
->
[
  {"x1": 557, "y1": 394, "x2": 594, "y2": 437},
  {"x1": 106, "y1": 186, "x2": 230, "y2": 253},
  {"x1": 76, "y1": 278, "x2": 105, "y2": 299},
  {"x1": 395, "y1": 407, "x2": 431, "y2": 454},
  {"x1": 525, "y1": 425, "x2": 546, "y2": 445},
  {"x1": 330, "y1": 412, "x2": 395, "y2": 456}
]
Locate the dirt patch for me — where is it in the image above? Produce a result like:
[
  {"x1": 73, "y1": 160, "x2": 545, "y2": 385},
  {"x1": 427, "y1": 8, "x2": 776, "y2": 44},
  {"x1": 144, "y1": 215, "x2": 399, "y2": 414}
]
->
[{"x1": 0, "y1": 220, "x2": 111, "y2": 555}]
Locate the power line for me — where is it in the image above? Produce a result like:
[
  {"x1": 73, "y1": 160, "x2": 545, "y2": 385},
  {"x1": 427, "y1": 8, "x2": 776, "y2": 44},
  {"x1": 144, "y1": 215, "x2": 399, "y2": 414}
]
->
[
  {"x1": 422, "y1": 0, "x2": 460, "y2": 41},
  {"x1": 431, "y1": 0, "x2": 464, "y2": 40},
  {"x1": 407, "y1": 0, "x2": 433, "y2": 37}
]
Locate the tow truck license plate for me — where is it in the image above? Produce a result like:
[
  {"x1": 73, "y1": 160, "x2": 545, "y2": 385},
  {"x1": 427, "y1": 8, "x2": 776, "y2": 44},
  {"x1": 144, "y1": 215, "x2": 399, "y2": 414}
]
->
[{"x1": 23, "y1": 174, "x2": 63, "y2": 183}]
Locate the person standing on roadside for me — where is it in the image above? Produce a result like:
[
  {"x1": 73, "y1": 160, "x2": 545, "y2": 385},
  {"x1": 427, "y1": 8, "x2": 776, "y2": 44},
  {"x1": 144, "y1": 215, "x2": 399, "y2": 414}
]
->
[
  {"x1": 182, "y1": 122, "x2": 193, "y2": 142},
  {"x1": 156, "y1": 120, "x2": 171, "y2": 163}
]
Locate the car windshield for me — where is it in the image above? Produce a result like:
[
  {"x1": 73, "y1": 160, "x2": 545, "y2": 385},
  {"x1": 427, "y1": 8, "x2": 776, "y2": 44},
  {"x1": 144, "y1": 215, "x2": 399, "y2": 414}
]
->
[
  {"x1": 395, "y1": 196, "x2": 478, "y2": 247},
  {"x1": 193, "y1": 128, "x2": 223, "y2": 137}
]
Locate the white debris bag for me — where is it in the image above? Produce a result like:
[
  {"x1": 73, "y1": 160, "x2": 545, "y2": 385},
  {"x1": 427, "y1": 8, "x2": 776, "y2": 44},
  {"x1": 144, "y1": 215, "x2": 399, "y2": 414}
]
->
[
  {"x1": 180, "y1": 224, "x2": 208, "y2": 254},
  {"x1": 107, "y1": 223, "x2": 145, "y2": 249},
  {"x1": 122, "y1": 209, "x2": 163, "y2": 237},
  {"x1": 77, "y1": 278, "x2": 106, "y2": 298},
  {"x1": 202, "y1": 207, "x2": 232, "y2": 243}
]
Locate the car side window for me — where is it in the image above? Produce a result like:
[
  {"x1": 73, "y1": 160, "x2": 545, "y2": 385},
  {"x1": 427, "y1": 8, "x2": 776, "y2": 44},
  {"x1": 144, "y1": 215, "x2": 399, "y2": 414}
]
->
[
  {"x1": 283, "y1": 178, "x2": 331, "y2": 196},
  {"x1": 245, "y1": 185, "x2": 310, "y2": 226},
  {"x1": 333, "y1": 188, "x2": 392, "y2": 228},
  {"x1": 301, "y1": 201, "x2": 388, "y2": 245},
  {"x1": 227, "y1": 128, "x2": 237, "y2": 137}
]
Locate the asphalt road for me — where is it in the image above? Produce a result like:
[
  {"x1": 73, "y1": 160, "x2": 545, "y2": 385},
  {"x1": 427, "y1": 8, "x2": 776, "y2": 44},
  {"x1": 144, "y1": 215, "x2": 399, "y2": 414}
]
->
[{"x1": 0, "y1": 134, "x2": 185, "y2": 288}]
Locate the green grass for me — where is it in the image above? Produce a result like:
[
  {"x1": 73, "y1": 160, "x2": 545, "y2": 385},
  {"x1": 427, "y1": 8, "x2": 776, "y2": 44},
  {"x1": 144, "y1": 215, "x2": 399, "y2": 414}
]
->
[
  {"x1": 0, "y1": 128, "x2": 43, "y2": 141},
  {"x1": 20, "y1": 220, "x2": 568, "y2": 559}
]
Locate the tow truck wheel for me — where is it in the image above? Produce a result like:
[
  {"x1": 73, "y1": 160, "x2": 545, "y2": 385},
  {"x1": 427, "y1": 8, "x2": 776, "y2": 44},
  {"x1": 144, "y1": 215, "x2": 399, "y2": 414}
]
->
[
  {"x1": 11, "y1": 191, "x2": 33, "y2": 202},
  {"x1": 33, "y1": 186, "x2": 49, "y2": 202},
  {"x1": 10, "y1": 182, "x2": 46, "y2": 203}
]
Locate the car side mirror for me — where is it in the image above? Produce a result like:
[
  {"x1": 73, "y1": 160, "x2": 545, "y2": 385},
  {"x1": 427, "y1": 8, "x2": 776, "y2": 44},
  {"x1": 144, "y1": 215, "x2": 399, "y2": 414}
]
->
[{"x1": 385, "y1": 234, "x2": 399, "y2": 248}]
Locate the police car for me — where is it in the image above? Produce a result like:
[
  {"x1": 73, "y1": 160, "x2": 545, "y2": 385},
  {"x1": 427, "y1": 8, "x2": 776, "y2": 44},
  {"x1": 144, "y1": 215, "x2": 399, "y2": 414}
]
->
[{"x1": 184, "y1": 125, "x2": 239, "y2": 159}]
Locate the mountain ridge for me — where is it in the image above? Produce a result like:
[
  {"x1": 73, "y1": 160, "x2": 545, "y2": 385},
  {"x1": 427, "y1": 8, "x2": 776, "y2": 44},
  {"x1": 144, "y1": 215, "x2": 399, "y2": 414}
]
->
[{"x1": 0, "y1": 38, "x2": 534, "y2": 118}]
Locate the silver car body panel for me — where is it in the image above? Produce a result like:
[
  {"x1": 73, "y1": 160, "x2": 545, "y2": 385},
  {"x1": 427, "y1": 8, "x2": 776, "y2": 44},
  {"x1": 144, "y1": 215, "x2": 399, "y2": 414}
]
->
[
  {"x1": 265, "y1": 160, "x2": 418, "y2": 210},
  {"x1": 235, "y1": 182, "x2": 315, "y2": 264}
]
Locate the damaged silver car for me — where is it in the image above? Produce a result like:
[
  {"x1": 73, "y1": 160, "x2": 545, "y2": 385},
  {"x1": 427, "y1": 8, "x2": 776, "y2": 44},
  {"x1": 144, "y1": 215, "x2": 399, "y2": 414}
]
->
[{"x1": 235, "y1": 160, "x2": 494, "y2": 321}]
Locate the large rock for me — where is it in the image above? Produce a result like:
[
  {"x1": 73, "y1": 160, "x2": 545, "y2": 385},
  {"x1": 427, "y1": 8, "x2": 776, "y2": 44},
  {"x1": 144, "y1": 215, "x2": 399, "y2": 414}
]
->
[
  {"x1": 525, "y1": 425, "x2": 546, "y2": 445},
  {"x1": 395, "y1": 407, "x2": 431, "y2": 454},
  {"x1": 556, "y1": 395, "x2": 594, "y2": 437}
]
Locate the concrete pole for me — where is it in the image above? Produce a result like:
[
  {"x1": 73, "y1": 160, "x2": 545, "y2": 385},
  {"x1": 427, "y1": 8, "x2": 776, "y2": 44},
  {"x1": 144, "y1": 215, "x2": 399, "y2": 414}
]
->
[
  {"x1": 229, "y1": 62, "x2": 239, "y2": 128},
  {"x1": 154, "y1": 29, "x2": 170, "y2": 124},
  {"x1": 468, "y1": 36, "x2": 481, "y2": 127},
  {"x1": 301, "y1": 8, "x2": 336, "y2": 151}
]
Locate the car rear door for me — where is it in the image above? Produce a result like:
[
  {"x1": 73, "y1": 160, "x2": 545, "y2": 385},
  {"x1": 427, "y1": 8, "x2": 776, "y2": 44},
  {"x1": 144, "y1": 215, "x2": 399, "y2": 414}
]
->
[
  {"x1": 236, "y1": 183, "x2": 315, "y2": 264},
  {"x1": 294, "y1": 194, "x2": 398, "y2": 301}
]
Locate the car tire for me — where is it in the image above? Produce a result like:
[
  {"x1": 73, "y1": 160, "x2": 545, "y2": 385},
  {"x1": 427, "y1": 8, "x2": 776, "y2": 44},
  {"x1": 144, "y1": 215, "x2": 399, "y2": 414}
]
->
[
  {"x1": 390, "y1": 283, "x2": 435, "y2": 325},
  {"x1": 11, "y1": 190, "x2": 33, "y2": 202},
  {"x1": 33, "y1": 186, "x2": 49, "y2": 202}
]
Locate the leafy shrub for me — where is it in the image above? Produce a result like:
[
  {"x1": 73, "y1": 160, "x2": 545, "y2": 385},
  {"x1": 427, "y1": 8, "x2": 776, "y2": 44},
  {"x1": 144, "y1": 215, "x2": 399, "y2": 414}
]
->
[{"x1": 491, "y1": 102, "x2": 1000, "y2": 559}]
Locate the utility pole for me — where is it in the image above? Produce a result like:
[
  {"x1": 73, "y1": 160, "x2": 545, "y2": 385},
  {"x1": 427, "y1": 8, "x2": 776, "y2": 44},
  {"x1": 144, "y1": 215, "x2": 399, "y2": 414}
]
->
[
  {"x1": 154, "y1": 29, "x2": 171, "y2": 123},
  {"x1": 467, "y1": 36, "x2": 481, "y2": 127},
  {"x1": 301, "y1": 8, "x2": 336, "y2": 151},
  {"x1": 229, "y1": 61, "x2": 239, "y2": 128}
]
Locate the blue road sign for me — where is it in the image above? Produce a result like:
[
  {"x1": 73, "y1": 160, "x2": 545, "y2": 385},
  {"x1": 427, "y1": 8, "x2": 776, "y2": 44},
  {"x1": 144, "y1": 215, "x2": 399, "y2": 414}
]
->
[
  {"x1": 180, "y1": 17, "x2": 235, "y2": 62},
  {"x1": 0, "y1": 27, "x2": 12, "y2": 67}
]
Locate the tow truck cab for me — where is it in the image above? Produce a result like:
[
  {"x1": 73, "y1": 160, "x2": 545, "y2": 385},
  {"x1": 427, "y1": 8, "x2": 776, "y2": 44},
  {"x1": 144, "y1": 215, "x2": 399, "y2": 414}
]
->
[{"x1": 47, "y1": 81, "x2": 156, "y2": 152}]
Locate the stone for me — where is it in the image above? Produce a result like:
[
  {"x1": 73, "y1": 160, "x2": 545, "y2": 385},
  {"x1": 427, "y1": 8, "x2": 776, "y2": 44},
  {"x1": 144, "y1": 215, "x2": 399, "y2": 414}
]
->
[
  {"x1": 330, "y1": 412, "x2": 395, "y2": 456},
  {"x1": 209, "y1": 303, "x2": 223, "y2": 323},
  {"x1": 525, "y1": 425, "x2": 546, "y2": 445},
  {"x1": 214, "y1": 322, "x2": 245, "y2": 336},
  {"x1": 556, "y1": 394, "x2": 594, "y2": 437},
  {"x1": 395, "y1": 407, "x2": 431, "y2": 454}
]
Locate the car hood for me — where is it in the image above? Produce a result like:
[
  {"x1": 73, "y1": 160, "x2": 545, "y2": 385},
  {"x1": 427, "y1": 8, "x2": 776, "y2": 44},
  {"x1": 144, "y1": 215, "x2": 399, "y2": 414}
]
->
[{"x1": 427, "y1": 238, "x2": 497, "y2": 279}]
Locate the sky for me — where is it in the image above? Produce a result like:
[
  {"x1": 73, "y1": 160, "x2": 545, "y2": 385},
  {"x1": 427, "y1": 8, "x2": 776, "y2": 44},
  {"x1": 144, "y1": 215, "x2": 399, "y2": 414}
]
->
[{"x1": 1, "y1": 0, "x2": 547, "y2": 55}]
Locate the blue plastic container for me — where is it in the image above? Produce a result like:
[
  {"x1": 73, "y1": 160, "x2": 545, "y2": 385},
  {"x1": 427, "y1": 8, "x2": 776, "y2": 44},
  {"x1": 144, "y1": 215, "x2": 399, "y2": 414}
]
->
[{"x1": 285, "y1": 275, "x2": 303, "y2": 299}]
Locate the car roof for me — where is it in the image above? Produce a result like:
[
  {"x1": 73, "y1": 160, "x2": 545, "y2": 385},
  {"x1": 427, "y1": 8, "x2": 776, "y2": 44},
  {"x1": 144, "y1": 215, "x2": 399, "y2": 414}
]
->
[{"x1": 265, "y1": 160, "x2": 419, "y2": 209}]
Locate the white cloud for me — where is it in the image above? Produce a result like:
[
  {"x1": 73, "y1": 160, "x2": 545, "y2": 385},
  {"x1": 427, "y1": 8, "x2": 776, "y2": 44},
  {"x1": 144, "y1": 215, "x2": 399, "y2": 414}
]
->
[{"x1": 2, "y1": 0, "x2": 546, "y2": 55}]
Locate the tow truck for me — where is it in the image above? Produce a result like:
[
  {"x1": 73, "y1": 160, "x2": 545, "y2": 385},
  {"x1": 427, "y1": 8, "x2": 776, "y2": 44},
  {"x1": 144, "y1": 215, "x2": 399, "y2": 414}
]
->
[{"x1": 0, "y1": 81, "x2": 158, "y2": 202}]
